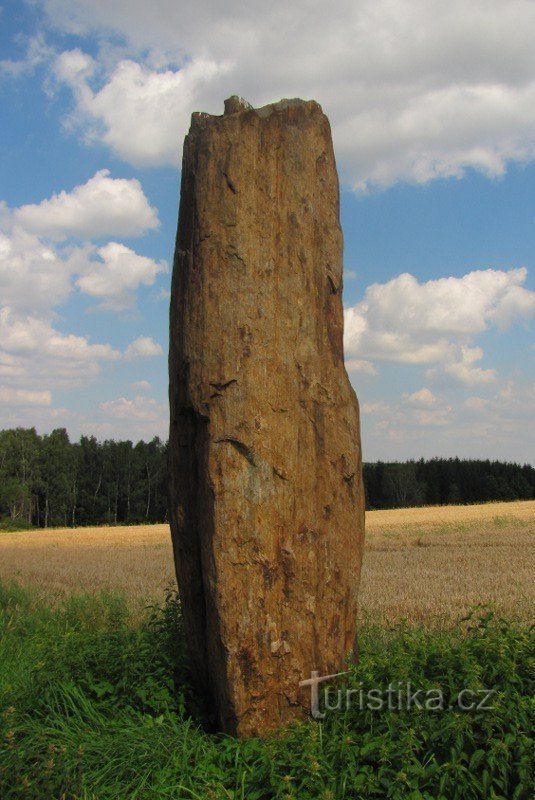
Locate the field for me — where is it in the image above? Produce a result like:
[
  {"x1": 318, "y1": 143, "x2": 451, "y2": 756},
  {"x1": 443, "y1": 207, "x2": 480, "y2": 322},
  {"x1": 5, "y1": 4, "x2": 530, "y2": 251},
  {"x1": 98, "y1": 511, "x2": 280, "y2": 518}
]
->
[
  {"x1": 1, "y1": 501, "x2": 533, "y2": 799},
  {"x1": 1, "y1": 500, "x2": 533, "y2": 625}
]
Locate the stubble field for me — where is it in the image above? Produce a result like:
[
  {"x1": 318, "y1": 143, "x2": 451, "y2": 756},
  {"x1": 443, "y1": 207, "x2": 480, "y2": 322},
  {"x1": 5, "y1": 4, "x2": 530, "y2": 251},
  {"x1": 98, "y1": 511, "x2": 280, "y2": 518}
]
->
[
  {"x1": 1, "y1": 499, "x2": 533, "y2": 626},
  {"x1": 2, "y1": 500, "x2": 534, "y2": 799}
]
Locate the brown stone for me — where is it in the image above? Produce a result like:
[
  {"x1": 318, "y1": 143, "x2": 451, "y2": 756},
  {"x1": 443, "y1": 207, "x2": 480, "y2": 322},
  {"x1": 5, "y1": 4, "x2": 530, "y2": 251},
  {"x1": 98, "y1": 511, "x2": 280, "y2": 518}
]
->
[{"x1": 168, "y1": 97, "x2": 365, "y2": 737}]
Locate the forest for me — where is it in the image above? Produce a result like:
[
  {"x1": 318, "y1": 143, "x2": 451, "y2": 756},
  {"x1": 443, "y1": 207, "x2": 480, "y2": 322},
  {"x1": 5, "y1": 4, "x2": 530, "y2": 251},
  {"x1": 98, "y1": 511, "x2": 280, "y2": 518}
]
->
[{"x1": 0, "y1": 427, "x2": 534, "y2": 527}]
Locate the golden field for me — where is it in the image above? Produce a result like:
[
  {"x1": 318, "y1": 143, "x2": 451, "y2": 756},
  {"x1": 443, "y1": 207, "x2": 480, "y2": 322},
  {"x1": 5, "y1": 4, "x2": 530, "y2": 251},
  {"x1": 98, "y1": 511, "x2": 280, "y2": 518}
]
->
[{"x1": 0, "y1": 500, "x2": 533, "y2": 625}]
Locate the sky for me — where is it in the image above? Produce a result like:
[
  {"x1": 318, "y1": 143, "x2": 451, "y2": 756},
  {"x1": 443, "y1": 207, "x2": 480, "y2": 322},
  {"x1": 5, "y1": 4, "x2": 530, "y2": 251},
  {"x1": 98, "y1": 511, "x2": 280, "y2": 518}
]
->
[{"x1": 0, "y1": 0, "x2": 534, "y2": 463}]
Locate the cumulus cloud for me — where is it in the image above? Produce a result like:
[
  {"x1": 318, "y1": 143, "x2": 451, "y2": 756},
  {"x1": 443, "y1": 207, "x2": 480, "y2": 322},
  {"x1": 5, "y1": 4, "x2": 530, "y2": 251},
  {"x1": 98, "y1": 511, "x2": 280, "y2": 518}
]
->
[
  {"x1": 434, "y1": 346, "x2": 497, "y2": 387},
  {"x1": 464, "y1": 396, "x2": 489, "y2": 411},
  {"x1": 93, "y1": 393, "x2": 168, "y2": 439},
  {"x1": 361, "y1": 401, "x2": 389, "y2": 415},
  {"x1": 0, "y1": 306, "x2": 120, "y2": 387},
  {"x1": 403, "y1": 388, "x2": 438, "y2": 407},
  {"x1": 76, "y1": 242, "x2": 166, "y2": 309},
  {"x1": 53, "y1": 51, "x2": 229, "y2": 166},
  {"x1": 367, "y1": 389, "x2": 452, "y2": 433},
  {"x1": 1, "y1": 175, "x2": 166, "y2": 319},
  {"x1": 0, "y1": 175, "x2": 166, "y2": 404},
  {"x1": 0, "y1": 33, "x2": 52, "y2": 78},
  {"x1": 53, "y1": 47, "x2": 95, "y2": 84},
  {"x1": 346, "y1": 269, "x2": 535, "y2": 343},
  {"x1": 124, "y1": 336, "x2": 163, "y2": 360},
  {"x1": 357, "y1": 377, "x2": 535, "y2": 462},
  {"x1": 345, "y1": 358, "x2": 378, "y2": 376},
  {"x1": 0, "y1": 387, "x2": 52, "y2": 407},
  {"x1": 0, "y1": 224, "x2": 74, "y2": 314},
  {"x1": 344, "y1": 267, "x2": 535, "y2": 385},
  {"x1": 45, "y1": 0, "x2": 535, "y2": 187},
  {"x1": 99, "y1": 394, "x2": 165, "y2": 421},
  {"x1": 0, "y1": 227, "x2": 166, "y2": 316},
  {"x1": 413, "y1": 406, "x2": 452, "y2": 427},
  {"x1": 15, "y1": 169, "x2": 159, "y2": 239},
  {"x1": 492, "y1": 380, "x2": 535, "y2": 421}
]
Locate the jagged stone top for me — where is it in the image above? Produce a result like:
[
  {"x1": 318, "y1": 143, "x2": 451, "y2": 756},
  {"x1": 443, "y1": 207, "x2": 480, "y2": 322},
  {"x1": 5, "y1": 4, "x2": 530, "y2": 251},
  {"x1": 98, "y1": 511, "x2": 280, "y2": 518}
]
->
[
  {"x1": 224, "y1": 96, "x2": 253, "y2": 114},
  {"x1": 190, "y1": 96, "x2": 322, "y2": 129}
]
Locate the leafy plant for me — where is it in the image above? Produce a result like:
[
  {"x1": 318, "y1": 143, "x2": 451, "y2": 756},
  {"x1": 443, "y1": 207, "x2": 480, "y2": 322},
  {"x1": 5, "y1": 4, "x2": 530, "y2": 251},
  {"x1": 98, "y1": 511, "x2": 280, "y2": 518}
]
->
[{"x1": 1, "y1": 584, "x2": 533, "y2": 799}]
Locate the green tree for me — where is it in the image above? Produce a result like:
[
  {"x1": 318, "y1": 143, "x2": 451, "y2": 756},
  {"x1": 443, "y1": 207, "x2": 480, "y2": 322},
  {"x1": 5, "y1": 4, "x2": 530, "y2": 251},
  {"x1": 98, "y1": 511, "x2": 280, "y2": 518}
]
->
[
  {"x1": 0, "y1": 428, "x2": 41, "y2": 523},
  {"x1": 39, "y1": 429, "x2": 73, "y2": 526},
  {"x1": 382, "y1": 462, "x2": 426, "y2": 508},
  {"x1": 0, "y1": 479, "x2": 30, "y2": 521}
]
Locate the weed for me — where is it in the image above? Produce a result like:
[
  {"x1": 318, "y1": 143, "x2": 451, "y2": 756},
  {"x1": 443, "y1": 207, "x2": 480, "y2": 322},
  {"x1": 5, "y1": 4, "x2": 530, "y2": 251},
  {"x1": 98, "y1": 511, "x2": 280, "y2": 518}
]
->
[{"x1": 0, "y1": 584, "x2": 533, "y2": 799}]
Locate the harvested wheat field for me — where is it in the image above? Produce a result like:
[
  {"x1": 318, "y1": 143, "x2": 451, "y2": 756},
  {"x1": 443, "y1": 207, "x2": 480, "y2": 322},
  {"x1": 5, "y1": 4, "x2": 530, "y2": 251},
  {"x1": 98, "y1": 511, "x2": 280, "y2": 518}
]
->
[{"x1": 0, "y1": 500, "x2": 533, "y2": 625}]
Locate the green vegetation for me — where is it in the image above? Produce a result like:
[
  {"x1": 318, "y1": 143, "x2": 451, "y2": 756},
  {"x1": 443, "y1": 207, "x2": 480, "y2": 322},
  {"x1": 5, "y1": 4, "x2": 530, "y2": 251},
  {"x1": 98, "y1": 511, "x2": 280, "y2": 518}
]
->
[
  {"x1": 1, "y1": 426, "x2": 534, "y2": 530},
  {"x1": 363, "y1": 459, "x2": 535, "y2": 509},
  {"x1": 1, "y1": 583, "x2": 533, "y2": 799},
  {"x1": 0, "y1": 427, "x2": 167, "y2": 528}
]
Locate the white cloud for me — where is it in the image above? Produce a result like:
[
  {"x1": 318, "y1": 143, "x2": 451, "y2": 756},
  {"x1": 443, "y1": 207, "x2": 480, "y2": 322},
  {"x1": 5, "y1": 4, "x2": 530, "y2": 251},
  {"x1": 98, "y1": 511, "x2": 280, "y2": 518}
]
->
[
  {"x1": 124, "y1": 336, "x2": 163, "y2": 360},
  {"x1": 91, "y1": 393, "x2": 168, "y2": 439},
  {"x1": 357, "y1": 378, "x2": 535, "y2": 462},
  {"x1": 99, "y1": 394, "x2": 164, "y2": 421},
  {"x1": 0, "y1": 177, "x2": 167, "y2": 403},
  {"x1": 76, "y1": 242, "x2": 166, "y2": 309},
  {"x1": 0, "y1": 306, "x2": 120, "y2": 387},
  {"x1": 438, "y1": 346, "x2": 497, "y2": 387},
  {"x1": 152, "y1": 287, "x2": 170, "y2": 302},
  {"x1": 361, "y1": 401, "x2": 389, "y2": 415},
  {"x1": 0, "y1": 387, "x2": 52, "y2": 407},
  {"x1": 1, "y1": 172, "x2": 164, "y2": 320},
  {"x1": 53, "y1": 52, "x2": 229, "y2": 166},
  {"x1": 53, "y1": 47, "x2": 95, "y2": 84},
  {"x1": 489, "y1": 284, "x2": 535, "y2": 329},
  {"x1": 403, "y1": 388, "x2": 438, "y2": 407},
  {"x1": 346, "y1": 269, "x2": 534, "y2": 343},
  {"x1": 0, "y1": 33, "x2": 52, "y2": 78},
  {"x1": 344, "y1": 267, "x2": 535, "y2": 385},
  {"x1": 15, "y1": 169, "x2": 159, "y2": 240},
  {"x1": 464, "y1": 396, "x2": 489, "y2": 411},
  {"x1": 413, "y1": 407, "x2": 452, "y2": 427},
  {"x1": 45, "y1": 0, "x2": 535, "y2": 187},
  {"x1": 0, "y1": 225, "x2": 74, "y2": 314},
  {"x1": 365, "y1": 391, "x2": 452, "y2": 439},
  {"x1": 492, "y1": 380, "x2": 535, "y2": 420},
  {"x1": 345, "y1": 358, "x2": 377, "y2": 375}
]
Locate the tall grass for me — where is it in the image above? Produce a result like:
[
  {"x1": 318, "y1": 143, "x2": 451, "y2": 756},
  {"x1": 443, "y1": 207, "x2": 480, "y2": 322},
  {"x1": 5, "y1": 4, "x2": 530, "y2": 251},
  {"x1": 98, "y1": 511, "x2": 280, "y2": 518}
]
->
[{"x1": 1, "y1": 583, "x2": 533, "y2": 799}]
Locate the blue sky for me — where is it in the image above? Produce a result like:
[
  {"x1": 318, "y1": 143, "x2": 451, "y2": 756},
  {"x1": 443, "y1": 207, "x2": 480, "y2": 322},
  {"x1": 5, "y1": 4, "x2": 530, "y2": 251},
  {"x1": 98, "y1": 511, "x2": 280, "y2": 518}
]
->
[{"x1": 1, "y1": 0, "x2": 534, "y2": 463}]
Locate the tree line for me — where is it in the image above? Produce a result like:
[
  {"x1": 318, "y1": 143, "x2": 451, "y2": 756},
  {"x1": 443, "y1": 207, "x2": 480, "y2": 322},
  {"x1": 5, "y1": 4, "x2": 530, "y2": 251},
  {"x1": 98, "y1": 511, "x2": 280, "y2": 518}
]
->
[
  {"x1": 0, "y1": 427, "x2": 533, "y2": 527},
  {"x1": 0, "y1": 428, "x2": 167, "y2": 528},
  {"x1": 363, "y1": 458, "x2": 535, "y2": 509}
]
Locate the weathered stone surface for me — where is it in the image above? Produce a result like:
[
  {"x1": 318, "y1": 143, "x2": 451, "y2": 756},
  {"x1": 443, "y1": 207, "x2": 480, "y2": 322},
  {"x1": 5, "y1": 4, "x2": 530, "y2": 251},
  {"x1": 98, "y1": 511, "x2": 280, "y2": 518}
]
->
[{"x1": 169, "y1": 97, "x2": 365, "y2": 737}]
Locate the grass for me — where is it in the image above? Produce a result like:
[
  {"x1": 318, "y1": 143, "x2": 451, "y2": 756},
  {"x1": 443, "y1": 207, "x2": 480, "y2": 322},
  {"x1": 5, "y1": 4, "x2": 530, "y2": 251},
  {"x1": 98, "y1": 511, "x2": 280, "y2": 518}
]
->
[
  {"x1": 0, "y1": 583, "x2": 533, "y2": 800},
  {"x1": 1, "y1": 501, "x2": 533, "y2": 796},
  {"x1": 0, "y1": 500, "x2": 533, "y2": 625}
]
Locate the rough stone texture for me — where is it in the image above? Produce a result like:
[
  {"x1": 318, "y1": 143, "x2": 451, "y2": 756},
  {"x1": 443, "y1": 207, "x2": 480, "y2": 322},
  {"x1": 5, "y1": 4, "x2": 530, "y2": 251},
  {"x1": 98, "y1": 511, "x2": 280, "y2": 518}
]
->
[{"x1": 169, "y1": 96, "x2": 365, "y2": 738}]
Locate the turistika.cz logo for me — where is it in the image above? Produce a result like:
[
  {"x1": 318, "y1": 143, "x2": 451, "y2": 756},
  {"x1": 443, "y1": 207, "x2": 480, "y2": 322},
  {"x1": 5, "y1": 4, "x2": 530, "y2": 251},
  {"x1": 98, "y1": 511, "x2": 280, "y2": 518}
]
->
[{"x1": 299, "y1": 671, "x2": 496, "y2": 719}]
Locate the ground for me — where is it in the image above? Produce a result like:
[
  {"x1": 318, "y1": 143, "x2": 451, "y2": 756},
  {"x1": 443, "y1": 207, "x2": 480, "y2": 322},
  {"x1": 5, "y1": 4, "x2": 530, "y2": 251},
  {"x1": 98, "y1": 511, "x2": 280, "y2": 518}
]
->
[
  {"x1": 1, "y1": 500, "x2": 533, "y2": 625},
  {"x1": 1, "y1": 500, "x2": 533, "y2": 798}
]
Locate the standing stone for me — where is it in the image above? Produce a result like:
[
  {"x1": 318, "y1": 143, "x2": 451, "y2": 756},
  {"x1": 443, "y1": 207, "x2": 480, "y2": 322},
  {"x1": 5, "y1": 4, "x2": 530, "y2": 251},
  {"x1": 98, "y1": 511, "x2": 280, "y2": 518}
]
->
[{"x1": 169, "y1": 97, "x2": 365, "y2": 738}]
